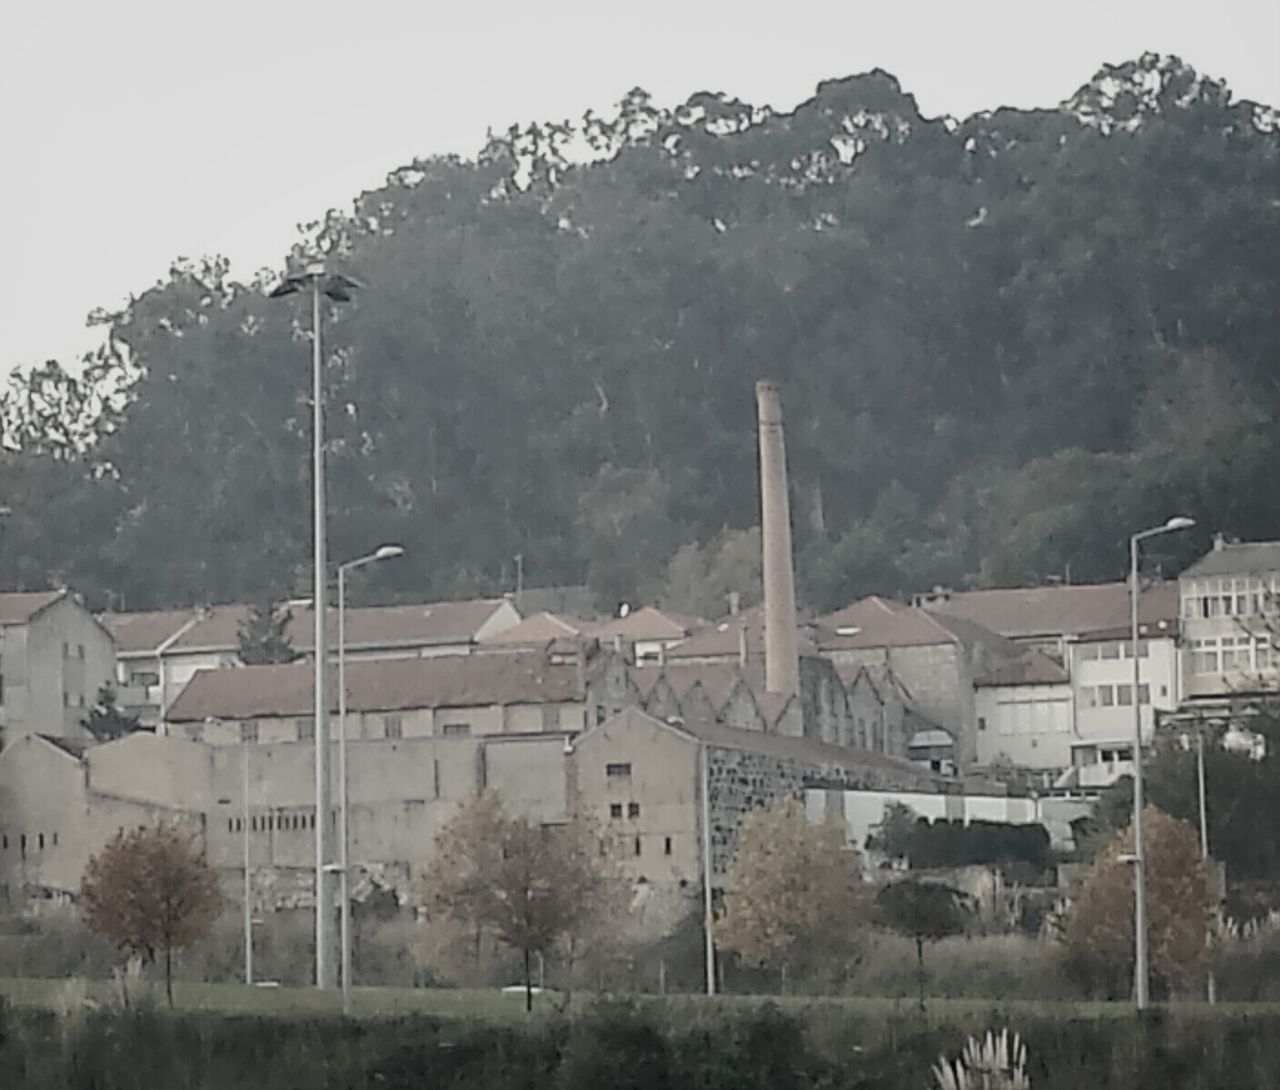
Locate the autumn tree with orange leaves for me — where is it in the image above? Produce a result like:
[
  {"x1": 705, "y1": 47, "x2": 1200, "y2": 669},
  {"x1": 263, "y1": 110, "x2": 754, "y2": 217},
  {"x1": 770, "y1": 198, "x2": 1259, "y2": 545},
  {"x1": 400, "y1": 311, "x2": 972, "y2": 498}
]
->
[
  {"x1": 81, "y1": 823, "x2": 223, "y2": 1007},
  {"x1": 715, "y1": 796, "x2": 867, "y2": 986},
  {"x1": 1064, "y1": 804, "x2": 1211, "y2": 998}
]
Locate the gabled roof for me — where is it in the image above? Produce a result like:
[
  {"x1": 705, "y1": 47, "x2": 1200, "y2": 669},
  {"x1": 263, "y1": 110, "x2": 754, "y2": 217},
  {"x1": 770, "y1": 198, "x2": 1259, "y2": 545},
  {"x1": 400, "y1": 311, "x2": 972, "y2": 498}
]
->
[
  {"x1": 591, "y1": 606, "x2": 708, "y2": 642},
  {"x1": 0, "y1": 590, "x2": 66, "y2": 626},
  {"x1": 917, "y1": 581, "x2": 1178, "y2": 640},
  {"x1": 103, "y1": 597, "x2": 514, "y2": 656},
  {"x1": 166, "y1": 650, "x2": 583, "y2": 722},
  {"x1": 36, "y1": 734, "x2": 92, "y2": 758},
  {"x1": 976, "y1": 649, "x2": 1070, "y2": 688},
  {"x1": 664, "y1": 606, "x2": 818, "y2": 662},
  {"x1": 815, "y1": 601, "x2": 1003, "y2": 651},
  {"x1": 818, "y1": 595, "x2": 910, "y2": 631},
  {"x1": 480, "y1": 611, "x2": 588, "y2": 645},
  {"x1": 1183, "y1": 541, "x2": 1280, "y2": 579},
  {"x1": 99, "y1": 608, "x2": 198, "y2": 654}
]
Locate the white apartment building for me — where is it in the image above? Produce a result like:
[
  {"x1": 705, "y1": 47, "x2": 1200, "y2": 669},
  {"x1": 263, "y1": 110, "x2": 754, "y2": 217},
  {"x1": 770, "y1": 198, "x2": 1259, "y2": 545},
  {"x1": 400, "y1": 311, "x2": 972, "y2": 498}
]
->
[{"x1": 1178, "y1": 539, "x2": 1280, "y2": 718}]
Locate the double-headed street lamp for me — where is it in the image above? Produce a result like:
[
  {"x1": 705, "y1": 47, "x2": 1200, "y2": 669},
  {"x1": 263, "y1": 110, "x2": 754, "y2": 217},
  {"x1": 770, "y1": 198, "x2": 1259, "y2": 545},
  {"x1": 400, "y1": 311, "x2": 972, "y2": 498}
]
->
[
  {"x1": 1128, "y1": 515, "x2": 1194, "y2": 1010},
  {"x1": 335, "y1": 544, "x2": 403, "y2": 1015},
  {"x1": 268, "y1": 261, "x2": 361, "y2": 992}
]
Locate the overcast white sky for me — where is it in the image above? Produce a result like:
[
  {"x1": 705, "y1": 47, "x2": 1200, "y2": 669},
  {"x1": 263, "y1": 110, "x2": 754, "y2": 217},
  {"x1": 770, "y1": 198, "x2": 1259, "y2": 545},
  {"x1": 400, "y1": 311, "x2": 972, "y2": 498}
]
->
[{"x1": 1, "y1": 0, "x2": 1276, "y2": 373}]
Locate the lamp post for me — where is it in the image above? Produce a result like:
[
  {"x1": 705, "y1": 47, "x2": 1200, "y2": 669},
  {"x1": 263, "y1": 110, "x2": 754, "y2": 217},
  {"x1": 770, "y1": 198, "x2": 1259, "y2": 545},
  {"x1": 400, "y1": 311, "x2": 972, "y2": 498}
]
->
[
  {"x1": 1129, "y1": 515, "x2": 1194, "y2": 1010},
  {"x1": 336, "y1": 544, "x2": 404, "y2": 1015},
  {"x1": 1196, "y1": 727, "x2": 1217, "y2": 1004},
  {"x1": 700, "y1": 741, "x2": 716, "y2": 996},
  {"x1": 268, "y1": 262, "x2": 361, "y2": 991}
]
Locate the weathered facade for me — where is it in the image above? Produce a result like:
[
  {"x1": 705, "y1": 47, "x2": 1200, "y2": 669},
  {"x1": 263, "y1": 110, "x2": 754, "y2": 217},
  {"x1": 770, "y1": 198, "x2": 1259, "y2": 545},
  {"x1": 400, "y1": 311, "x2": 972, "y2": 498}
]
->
[{"x1": 0, "y1": 592, "x2": 116, "y2": 746}]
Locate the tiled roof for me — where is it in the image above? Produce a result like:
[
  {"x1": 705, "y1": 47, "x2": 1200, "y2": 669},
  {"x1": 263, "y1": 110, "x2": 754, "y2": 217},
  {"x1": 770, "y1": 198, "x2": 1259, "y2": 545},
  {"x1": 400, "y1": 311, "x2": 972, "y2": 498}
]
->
[
  {"x1": 166, "y1": 650, "x2": 583, "y2": 722},
  {"x1": 665, "y1": 606, "x2": 818, "y2": 661},
  {"x1": 1182, "y1": 542, "x2": 1280, "y2": 579},
  {"x1": 99, "y1": 609, "x2": 197, "y2": 654},
  {"x1": 35, "y1": 734, "x2": 92, "y2": 758},
  {"x1": 0, "y1": 590, "x2": 65, "y2": 626},
  {"x1": 816, "y1": 601, "x2": 998, "y2": 651},
  {"x1": 918, "y1": 581, "x2": 1178, "y2": 640},
  {"x1": 106, "y1": 598, "x2": 512, "y2": 655},
  {"x1": 590, "y1": 606, "x2": 708, "y2": 642},
  {"x1": 976, "y1": 649, "x2": 1070, "y2": 688},
  {"x1": 818, "y1": 595, "x2": 910, "y2": 630},
  {"x1": 672, "y1": 715, "x2": 939, "y2": 782},
  {"x1": 480, "y1": 612, "x2": 587, "y2": 645}
]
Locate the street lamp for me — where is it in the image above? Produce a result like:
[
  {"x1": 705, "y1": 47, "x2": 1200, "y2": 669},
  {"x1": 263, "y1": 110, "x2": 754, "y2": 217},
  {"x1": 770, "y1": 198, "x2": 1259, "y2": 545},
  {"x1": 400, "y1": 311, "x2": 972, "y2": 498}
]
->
[
  {"x1": 336, "y1": 544, "x2": 404, "y2": 1015},
  {"x1": 1129, "y1": 515, "x2": 1194, "y2": 1010},
  {"x1": 268, "y1": 261, "x2": 362, "y2": 991}
]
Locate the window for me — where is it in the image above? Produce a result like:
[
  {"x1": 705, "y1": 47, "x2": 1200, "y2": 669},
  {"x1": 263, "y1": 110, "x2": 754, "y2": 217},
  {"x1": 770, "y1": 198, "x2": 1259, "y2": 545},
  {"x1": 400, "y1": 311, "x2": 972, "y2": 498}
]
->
[
  {"x1": 628, "y1": 802, "x2": 640, "y2": 819},
  {"x1": 633, "y1": 835, "x2": 642, "y2": 857},
  {"x1": 1, "y1": 835, "x2": 7, "y2": 850},
  {"x1": 251, "y1": 816, "x2": 259, "y2": 832},
  {"x1": 1191, "y1": 639, "x2": 1220, "y2": 675},
  {"x1": 227, "y1": 819, "x2": 234, "y2": 834},
  {"x1": 38, "y1": 833, "x2": 45, "y2": 850},
  {"x1": 1100, "y1": 643, "x2": 1120, "y2": 660},
  {"x1": 1117, "y1": 685, "x2": 1133, "y2": 707},
  {"x1": 605, "y1": 763, "x2": 633, "y2": 781},
  {"x1": 664, "y1": 836, "x2": 673, "y2": 856},
  {"x1": 977, "y1": 716, "x2": 987, "y2": 732},
  {"x1": 1099, "y1": 686, "x2": 1115, "y2": 708},
  {"x1": 383, "y1": 714, "x2": 403, "y2": 739},
  {"x1": 129, "y1": 670, "x2": 160, "y2": 687},
  {"x1": 609, "y1": 804, "x2": 623, "y2": 819},
  {"x1": 240, "y1": 721, "x2": 259, "y2": 744},
  {"x1": 1222, "y1": 637, "x2": 1251, "y2": 671},
  {"x1": 540, "y1": 705, "x2": 560, "y2": 731},
  {"x1": 1077, "y1": 644, "x2": 1101, "y2": 661},
  {"x1": 0, "y1": 671, "x2": 4, "y2": 705},
  {"x1": 296, "y1": 717, "x2": 315, "y2": 741},
  {"x1": 595, "y1": 705, "x2": 606, "y2": 726},
  {"x1": 1256, "y1": 638, "x2": 1278, "y2": 672},
  {"x1": 442, "y1": 723, "x2": 471, "y2": 737},
  {"x1": 77, "y1": 644, "x2": 86, "y2": 660},
  {"x1": 52, "y1": 832, "x2": 58, "y2": 847},
  {"x1": 1137, "y1": 684, "x2": 1151, "y2": 705}
]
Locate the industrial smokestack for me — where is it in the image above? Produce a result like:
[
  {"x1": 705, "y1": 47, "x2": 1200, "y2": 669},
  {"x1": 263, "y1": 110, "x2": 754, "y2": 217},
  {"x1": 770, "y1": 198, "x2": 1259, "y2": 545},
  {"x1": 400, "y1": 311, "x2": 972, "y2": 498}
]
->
[{"x1": 755, "y1": 381, "x2": 800, "y2": 697}]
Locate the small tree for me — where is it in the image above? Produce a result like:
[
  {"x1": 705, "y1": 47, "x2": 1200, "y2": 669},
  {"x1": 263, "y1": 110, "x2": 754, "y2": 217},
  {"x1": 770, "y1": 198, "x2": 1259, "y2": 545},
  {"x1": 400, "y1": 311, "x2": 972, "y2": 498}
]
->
[
  {"x1": 81, "y1": 823, "x2": 223, "y2": 1007},
  {"x1": 874, "y1": 879, "x2": 968, "y2": 1010},
  {"x1": 1064, "y1": 803, "x2": 1211, "y2": 997},
  {"x1": 715, "y1": 796, "x2": 866, "y2": 987},
  {"x1": 237, "y1": 598, "x2": 298, "y2": 665},
  {"x1": 421, "y1": 791, "x2": 613, "y2": 1011},
  {"x1": 82, "y1": 685, "x2": 141, "y2": 742},
  {"x1": 865, "y1": 800, "x2": 917, "y2": 861}
]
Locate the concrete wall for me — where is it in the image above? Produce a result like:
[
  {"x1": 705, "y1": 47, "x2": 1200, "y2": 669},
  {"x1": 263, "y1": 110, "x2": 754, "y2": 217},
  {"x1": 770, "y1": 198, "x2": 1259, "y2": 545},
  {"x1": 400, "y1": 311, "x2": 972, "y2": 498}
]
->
[{"x1": 975, "y1": 683, "x2": 1074, "y2": 769}]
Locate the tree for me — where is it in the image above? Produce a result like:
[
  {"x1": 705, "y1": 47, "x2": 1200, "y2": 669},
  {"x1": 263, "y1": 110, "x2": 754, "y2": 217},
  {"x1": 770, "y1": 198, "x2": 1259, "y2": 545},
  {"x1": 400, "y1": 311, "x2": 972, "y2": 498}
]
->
[
  {"x1": 1064, "y1": 804, "x2": 1211, "y2": 998},
  {"x1": 715, "y1": 796, "x2": 866, "y2": 986},
  {"x1": 865, "y1": 800, "x2": 917, "y2": 861},
  {"x1": 237, "y1": 598, "x2": 299, "y2": 665},
  {"x1": 82, "y1": 685, "x2": 141, "y2": 742},
  {"x1": 660, "y1": 526, "x2": 762, "y2": 620},
  {"x1": 874, "y1": 879, "x2": 968, "y2": 1010},
  {"x1": 420, "y1": 791, "x2": 615, "y2": 1011},
  {"x1": 81, "y1": 823, "x2": 223, "y2": 1007}
]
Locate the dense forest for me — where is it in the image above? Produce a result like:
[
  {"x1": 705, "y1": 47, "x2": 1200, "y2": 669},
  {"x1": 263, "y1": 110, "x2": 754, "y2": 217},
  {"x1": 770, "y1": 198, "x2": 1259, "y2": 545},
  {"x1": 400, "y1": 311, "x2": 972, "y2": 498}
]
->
[{"x1": 1, "y1": 53, "x2": 1276, "y2": 614}]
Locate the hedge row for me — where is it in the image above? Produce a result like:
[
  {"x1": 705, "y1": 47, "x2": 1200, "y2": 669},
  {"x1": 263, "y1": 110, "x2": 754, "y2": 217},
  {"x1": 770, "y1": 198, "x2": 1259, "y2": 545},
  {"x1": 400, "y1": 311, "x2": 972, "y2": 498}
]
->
[{"x1": 2, "y1": 998, "x2": 1277, "y2": 1089}]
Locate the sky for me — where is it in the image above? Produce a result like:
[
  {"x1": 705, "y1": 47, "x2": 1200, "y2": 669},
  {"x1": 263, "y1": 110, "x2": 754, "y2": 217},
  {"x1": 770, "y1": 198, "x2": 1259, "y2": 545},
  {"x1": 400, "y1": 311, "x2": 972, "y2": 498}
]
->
[{"x1": 1, "y1": 0, "x2": 1277, "y2": 375}]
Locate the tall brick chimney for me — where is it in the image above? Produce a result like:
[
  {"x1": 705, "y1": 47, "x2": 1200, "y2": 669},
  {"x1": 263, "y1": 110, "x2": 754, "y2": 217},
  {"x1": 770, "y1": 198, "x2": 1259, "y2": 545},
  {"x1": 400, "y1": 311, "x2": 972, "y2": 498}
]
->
[{"x1": 756, "y1": 380, "x2": 800, "y2": 697}]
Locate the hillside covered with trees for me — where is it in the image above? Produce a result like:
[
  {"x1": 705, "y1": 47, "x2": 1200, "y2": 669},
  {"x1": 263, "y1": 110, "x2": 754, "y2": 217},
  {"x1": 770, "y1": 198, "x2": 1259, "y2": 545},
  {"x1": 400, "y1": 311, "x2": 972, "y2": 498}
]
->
[{"x1": 1, "y1": 53, "x2": 1276, "y2": 613}]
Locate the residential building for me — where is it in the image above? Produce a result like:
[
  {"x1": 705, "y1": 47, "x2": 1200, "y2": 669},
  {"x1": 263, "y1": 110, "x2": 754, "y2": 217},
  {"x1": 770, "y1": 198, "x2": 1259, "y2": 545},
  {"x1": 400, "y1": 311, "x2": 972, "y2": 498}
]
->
[
  {"x1": 1179, "y1": 538, "x2": 1280, "y2": 706},
  {"x1": 0, "y1": 591, "x2": 116, "y2": 746},
  {"x1": 974, "y1": 649, "x2": 1073, "y2": 770}
]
